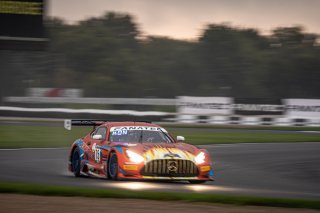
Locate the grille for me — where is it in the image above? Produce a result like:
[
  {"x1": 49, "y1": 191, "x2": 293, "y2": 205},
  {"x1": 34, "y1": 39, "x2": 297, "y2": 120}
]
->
[{"x1": 141, "y1": 159, "x2": 198, "y2": 177}]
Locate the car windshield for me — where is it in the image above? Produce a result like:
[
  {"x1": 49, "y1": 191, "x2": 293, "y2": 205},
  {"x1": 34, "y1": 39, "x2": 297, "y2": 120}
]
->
[{"x1": 109, "y1": 126, "x2": 173, "y2": 143}]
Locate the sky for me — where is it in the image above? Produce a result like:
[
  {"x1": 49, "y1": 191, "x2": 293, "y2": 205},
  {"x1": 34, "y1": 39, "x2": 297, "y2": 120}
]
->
[{"x1": 48, "y1": 0, "x2": 320, "y2": 40}]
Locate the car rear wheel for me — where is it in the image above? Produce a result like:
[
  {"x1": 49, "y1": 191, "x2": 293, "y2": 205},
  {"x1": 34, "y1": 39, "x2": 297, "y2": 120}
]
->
[
  {"x1": 108, "y1": 152, "x2": 118, "y2": 180},
  {"x1": 72, "y1": 147, "x2": 81, "y2": 177}
]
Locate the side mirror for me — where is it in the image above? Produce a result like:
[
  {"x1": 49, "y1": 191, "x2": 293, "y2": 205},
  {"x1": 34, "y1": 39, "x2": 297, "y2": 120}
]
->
[
  {"x1": 176, "y1": 136, "x2": 185, "y2": 142},
  {"x1": 92, "y1": 134, "x2": 103, "y2": 140}
]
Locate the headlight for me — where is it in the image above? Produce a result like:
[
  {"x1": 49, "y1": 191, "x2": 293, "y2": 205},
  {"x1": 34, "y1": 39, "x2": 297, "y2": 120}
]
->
[
  {"x1": 195, "y1": 152, "x2": 205, "y2": 164},
  {"x1": 126, "y1": 150, "x2": 144, "y2": 163}
]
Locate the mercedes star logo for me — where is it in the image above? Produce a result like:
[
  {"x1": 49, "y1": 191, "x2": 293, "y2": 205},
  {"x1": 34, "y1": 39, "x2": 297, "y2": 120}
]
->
[{"x1": 167, "y1": 161, "x2": 178, "y2": 173}]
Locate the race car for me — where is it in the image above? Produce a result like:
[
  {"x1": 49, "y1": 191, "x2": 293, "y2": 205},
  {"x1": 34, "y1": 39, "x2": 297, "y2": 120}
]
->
[{"x1": 64, "y1": 120, "x2": 214, "y2": 183}]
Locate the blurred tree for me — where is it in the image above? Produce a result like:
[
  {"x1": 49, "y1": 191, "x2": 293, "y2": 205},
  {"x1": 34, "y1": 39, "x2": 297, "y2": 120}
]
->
[
  {"x1": 2, "y1": 12, "x2": 319, "y2": 100},
  {"x1": 44, "y1": 12, "x2": 140, "y2": 97},
  {"x1": 198, "y1": 24, "x2": 270, "y2": 98},
  {"x1": 135, "y1": 36, "x2": 199, "y2": 97},
  {"x1": 266, "y1": 27, "x2": 320, "y2": 98}
]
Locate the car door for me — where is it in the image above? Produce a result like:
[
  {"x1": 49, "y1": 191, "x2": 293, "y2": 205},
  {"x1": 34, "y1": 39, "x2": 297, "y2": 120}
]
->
[{"x1": 90, "y1": 127, "x2": 107, "y2": 164}]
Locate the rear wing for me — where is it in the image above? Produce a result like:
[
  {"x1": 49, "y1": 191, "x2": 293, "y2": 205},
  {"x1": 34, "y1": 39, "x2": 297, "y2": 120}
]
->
[
  {"x1": 64, "y1": 119, "x2": 108, "y2": 130},
  {"x1": 64, "y1": 119, "x2": 153, "y2": 130}
]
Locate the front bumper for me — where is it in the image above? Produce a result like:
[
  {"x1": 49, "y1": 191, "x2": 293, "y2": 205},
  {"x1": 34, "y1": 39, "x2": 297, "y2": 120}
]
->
[{"x1": 118, "y1": 160, "x2": 214, "y2": 181}]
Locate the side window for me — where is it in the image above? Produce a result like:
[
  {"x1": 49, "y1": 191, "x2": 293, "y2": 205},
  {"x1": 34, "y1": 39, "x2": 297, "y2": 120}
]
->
[{"x1": 92, "y1": 127, "x2": 107, "y2": 140}]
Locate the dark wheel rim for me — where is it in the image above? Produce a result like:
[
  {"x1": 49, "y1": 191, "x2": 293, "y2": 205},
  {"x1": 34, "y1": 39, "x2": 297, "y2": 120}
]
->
[
  {"x1": 108, "y1": 153, "x2": 118, "y2": 179},
  {"x1": 72, "y1": 150, "x2": 80, "y2": 176}
]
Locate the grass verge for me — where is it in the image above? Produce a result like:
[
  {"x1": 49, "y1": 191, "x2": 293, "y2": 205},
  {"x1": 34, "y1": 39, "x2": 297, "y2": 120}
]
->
[
  {"x1": 0, "y1": 182, "x2": 319, "y2": 209},
  {"x1": 162, "y1": 123, "x2": 320, "y2": 132},
  {"x1": 0, "y1": 125, "x2": 320, "y2": 148},
  {"x1": 170, "y1": 130, "x2": 320, "y2": 145}
]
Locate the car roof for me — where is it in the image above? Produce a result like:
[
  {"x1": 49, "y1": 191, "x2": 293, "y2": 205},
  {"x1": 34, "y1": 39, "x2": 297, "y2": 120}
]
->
[{"x1": 100, "y1": 121, "x2": 161, "y2": 128}]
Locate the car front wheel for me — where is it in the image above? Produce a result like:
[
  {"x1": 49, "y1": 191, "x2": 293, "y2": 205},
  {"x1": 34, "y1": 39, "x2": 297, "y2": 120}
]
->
[{"x1": 108, "y1": 152, "x2": 118, "y2": 180}]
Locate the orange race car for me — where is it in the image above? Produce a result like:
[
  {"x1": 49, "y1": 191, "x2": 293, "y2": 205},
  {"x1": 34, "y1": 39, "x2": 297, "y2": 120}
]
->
[{"x1": 65, "y1": 120, "x2": 214, "y2": 183}]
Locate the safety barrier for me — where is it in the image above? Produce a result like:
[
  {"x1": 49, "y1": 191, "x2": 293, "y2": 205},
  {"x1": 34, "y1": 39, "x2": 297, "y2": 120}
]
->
[{"x1": 0, "y1": 106, "x2": 319, "y2": 126}]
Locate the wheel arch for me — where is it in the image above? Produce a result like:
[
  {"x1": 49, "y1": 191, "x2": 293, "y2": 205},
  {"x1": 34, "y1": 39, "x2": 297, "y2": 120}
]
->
[
  {"x1": 70, "y1": 145, "x2": 78, "y2": 162},
  {"x1": 108, "y1": 147, "x2": 124, "y2": 159}
]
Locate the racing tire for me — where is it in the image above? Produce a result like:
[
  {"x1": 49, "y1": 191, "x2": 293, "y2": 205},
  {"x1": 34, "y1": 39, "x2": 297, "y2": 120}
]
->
[
  {"x1": 71, "y1": 147, "x2": 81, "y2": 177},
  {"x1": 108, "y1": 152, "x2": 118, "y2": 180},
  {"x1": 188, "y1": 180, "x2": 207, "y2": 184}
]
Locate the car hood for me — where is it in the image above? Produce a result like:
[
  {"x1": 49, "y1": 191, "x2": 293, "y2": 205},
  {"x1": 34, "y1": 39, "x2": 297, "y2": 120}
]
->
[{"x1": 128, "y1": 142, "x2": 200, "y2": 162}]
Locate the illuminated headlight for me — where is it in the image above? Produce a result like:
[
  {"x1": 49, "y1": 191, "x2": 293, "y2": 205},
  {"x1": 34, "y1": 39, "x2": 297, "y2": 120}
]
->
[
  {"x1": 126, "y1": 150, "x2": 144, "y2": 163},
  {"x1": 195, "y1": 152, "x2": 205, "y2": 164}
]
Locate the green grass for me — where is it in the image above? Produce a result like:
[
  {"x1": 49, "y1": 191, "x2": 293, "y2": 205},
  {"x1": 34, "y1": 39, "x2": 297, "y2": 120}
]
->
[
  {"x1": 162, "y1": 123, "x2": 320, "y2": 132},
  {"x1": 0, "y1": 126, "x2": 88, "y2": 148},
  {"x1": 0, "y1": 182, "x2": 319, "y2": 209},
  {"x1": 0, "y1": 125, "x2": 319, "y2": 148},
  {"x1": 171, "y1": 130, "x2": 320, "y2": 145}
]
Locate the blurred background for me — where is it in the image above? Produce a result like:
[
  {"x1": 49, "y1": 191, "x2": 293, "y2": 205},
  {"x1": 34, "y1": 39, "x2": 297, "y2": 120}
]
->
[{"x1": 0, "y1": 0, "x2": 319, "y2": 124}]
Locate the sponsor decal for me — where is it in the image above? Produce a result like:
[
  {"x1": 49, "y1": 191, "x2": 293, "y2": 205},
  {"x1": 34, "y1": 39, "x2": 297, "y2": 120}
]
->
[
  {"x1": 233, "y1": 98, "x2": 283, "y2": 115},
  {"x1": 177, "y1": 96, "x2": 232, "y2": 116},
  {"x1": 110, "y1": 126, "x2": 167, "y2": 133},
  {"x1": 284, "y1": 99, "x2": 320, "y2": 118},
  {"x1": 177, "y1": 96, "x2": 284, "y2": 116},
  {"x1": 178, "y1": 97, "x2": 320, "y2": 117},
  {"x1": 123, "y1": 165, "x2": 138, "y2": 170},
  {"x1": 112, "y1": 129, "x2": 128, "y2": 136},
  {"x1": 233, "y1": 104, "x2": 283, "y2": 112},
  {"x1": 200, "y1": 165, "x2": 211, "y2": 172}
]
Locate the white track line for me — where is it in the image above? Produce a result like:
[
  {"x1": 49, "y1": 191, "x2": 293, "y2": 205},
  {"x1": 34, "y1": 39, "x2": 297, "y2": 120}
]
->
[{"x1": 0, "y1": 147, "x2": 68, "y2": 151}]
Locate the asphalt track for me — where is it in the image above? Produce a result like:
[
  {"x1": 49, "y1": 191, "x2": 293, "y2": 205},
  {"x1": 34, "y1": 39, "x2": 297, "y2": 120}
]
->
[{"x1": 1, "y1": 143, "x2": 320, "y2": 199}]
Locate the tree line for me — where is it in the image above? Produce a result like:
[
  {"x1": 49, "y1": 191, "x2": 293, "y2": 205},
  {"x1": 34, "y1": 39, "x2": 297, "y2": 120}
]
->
[{"x1": 1, "y1": 12, "x2": 319, "y2": 100}]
